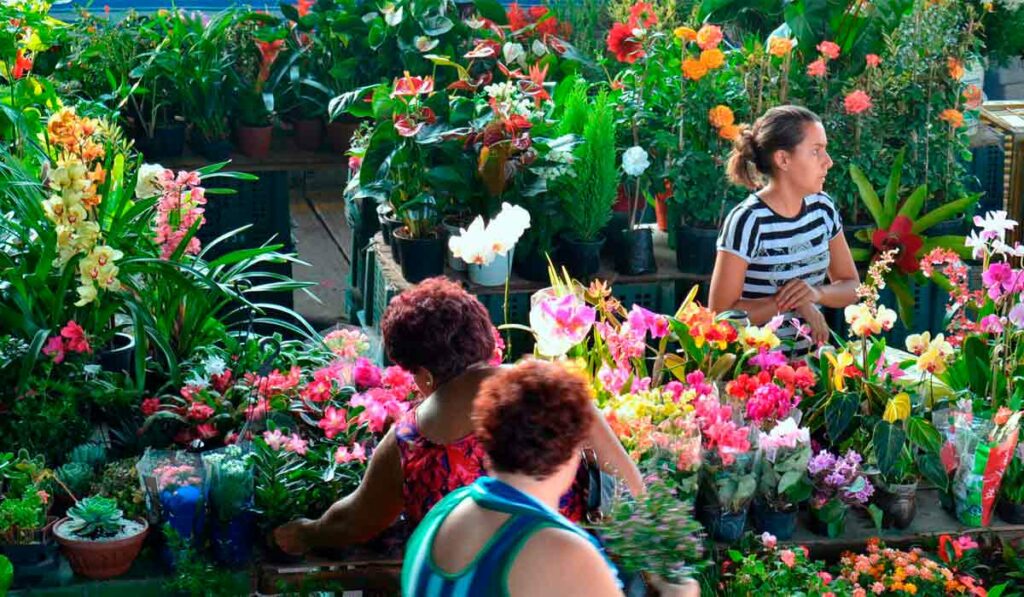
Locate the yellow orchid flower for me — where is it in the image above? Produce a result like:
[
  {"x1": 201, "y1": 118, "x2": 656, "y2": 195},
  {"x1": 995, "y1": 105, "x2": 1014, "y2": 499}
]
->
[
  {"x1": 883, "y1": 393, "x2": 911, "y2": 423},
  {"x1": 825, "y1": 350, "x2": 854, "y2": 392}
]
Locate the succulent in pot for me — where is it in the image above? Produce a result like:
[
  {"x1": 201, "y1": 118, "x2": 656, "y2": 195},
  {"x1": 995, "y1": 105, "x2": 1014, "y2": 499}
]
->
[{"x1": 54, "y1": 496, "x2": 148, "y2": 580}]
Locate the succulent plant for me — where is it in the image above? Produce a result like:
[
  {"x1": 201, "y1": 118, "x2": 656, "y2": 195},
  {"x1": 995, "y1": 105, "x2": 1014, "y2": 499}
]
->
[
  {"x1": 56, "y1": 462, "x2": 94, "y2": 498},
  {"x1": 68, "y1": 443, "x2": 107, "y2": 472},
  {"x1": 65, "y1": 496, "x2": 125, "y2": 539},
  {"x1": 91, "y1": 458, "x2": 146, "y2": 521}
]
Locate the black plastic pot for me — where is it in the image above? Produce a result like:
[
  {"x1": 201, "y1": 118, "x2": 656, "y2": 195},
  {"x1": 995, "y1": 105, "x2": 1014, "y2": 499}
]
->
[
  {"x1": 137, "y1": 123, "x2": 186, "y2": 160},
  {"x1": 514, "y1": 243, "x2": 558, "y2": 282},
  {"x1": 998, "y1": 499, "x2": 1024, "y2": 524},
  {"x1": 191, "y1": 134, "x2": 233, "y2": 162},
  {"x1": 675, "y1": 223, "x2": 717, "y2": 275},
  {"x1": 99, "y1": 332, "x2": 135, "y2": 374},
  {"x1": 616, "y1": 228, "x2": 656, "y2": 275},
  {"x1": 394, "y1": 228, "x2": 446, "y2": 283},
  {"x1": 357, "y1": 195, "x2": 380, "y2": 238},
  {"x1": 753, "y1": 501, "x2": 798, "y2": 540},
  {"x1": 560, "y1": 234, "x2": 605, "y2": 279}
]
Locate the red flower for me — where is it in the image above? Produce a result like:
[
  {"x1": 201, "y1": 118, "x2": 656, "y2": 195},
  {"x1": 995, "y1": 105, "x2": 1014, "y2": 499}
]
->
[
  {"x1": 871, "y1": 215, "x2": 924, "y2": 274},
  {"x1": 42, "y1": 335, "x2": 65, "y2": 364},
  {"x1": 606, "y1": 22, "x2": 644, "y2": 63},
  {"x1": 211, "y1": 369, "x2": 233, "y2": 393},
  {"x1": 507, "y1": 2, "x2": 528, "y2": 31},
  {"x1": 61, "y1": 321, "x2": 91, "y2": 354},
  {"x1": 628, "y1": 2, "x2": 657, "y2": 28},
  {"x1": 196, "y1": 423, "x2": 218, "y2": 439},
  {"x1": 296, "y1": 0, "x2": 313, "y2": 17},
  {"x1": 392, "y1": 72, "x2": 435, "y2": 97},
  {"x1": 532, "y1": 7, "x2": 558, "y2": 36},
  {"x1": 256, "y1": 39, "x2": 284, "y2": 83},
  {"x1": 12, "y1": 50, "x2": 32, "y2": 79},
  {"x1": 187, "y1": 402, "x2": 215, "y2": 421},
  {"x1": 518, "y1": 63, "x2": 550, "y2": 106},
  {"x1": 141, "y1": 397, "x2": 162, "y2": 416}
]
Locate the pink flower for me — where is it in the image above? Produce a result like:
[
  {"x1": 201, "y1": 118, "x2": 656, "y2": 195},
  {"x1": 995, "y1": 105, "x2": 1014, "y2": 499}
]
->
[
  {"x1": 955, "y1": 535, "x2": 979, "y2": 551},
  {"x1": 43, "y1": 335, "x2": 66, "y2": 364},
  {"x1": 844, "y1": 90, "x2": 872, "y2": 115},
  {"x1": 318, "y1": 406, "x2": 350, "y2": 439},
  {"x1": 61, "y1": 321, "x2": 91, "y2": 353},
  {"x1": 871, "y1": 582, "x2": 885, "y2": 594},
  {"x1": 196, "y1": 423, "x2": 218, "y2": 439},
  {"x1": 760, "y1": 532, "x2": 777, "y2": 549},
  {"x1": 284, "y1": 433, "x2": 307, "y2": 456},
  {"x1": 626, "y1": 305, "x2": 669, "y2": 339},
  {"x1": 351, "y1": 391, "x2": 391, "y2": 434},
  {"x1": 141, "y1": 397, "x2": 162, "y2": 416},
  {"x1": 866, "y1": 54, "x2": 881, "y2": 68},
  {"x1": 301, "y1": 368, "x2": 335, "y2": 403},
  {"x1": 381, "y1": 366, "x2": 416, "y2": 396},
  {"x1": 596, "y1": 321, "x2": 646, "y2": 365},
  {"x1": 36, "y1": 490, "x2": 50, "y2": 504},
  {"x1": 347, "y1": 156, "x2": 362, "y2": 174},
  {"x1": 780, "y1": 549, "x2": 796, "y2": 568},
  {"x1": 490, "y1": 326, "x2": 505, "y2": 365},
  {"x1": 334, "y1": 442, "x2": 367, "y2": 464},
  {"x1": 983, "y1": 262, "x2": 1014, "y2": 300},
  {"x1": 817, "y1": 40, "x2": 840, "y2": 60},
  {"x1": 187, "y1": 402, "x2": 215, "y2": 421},
  {"x1": 819, "y1": 571, "x2": 833, "y2": 585},
  {"x1": 981, "y1": 314, "x2": 1005, "y2": 334},
  {"x1": 749, "y1": 348, "x2": 787, "y2": 370},
  {"x1": 353, "y1": 357, "x2": 382, "y2": 389},
  {"x1": 263, "y1": 429, "x2": 288, "y2": 450},
  {"x1": 664, "y1": 381, "x2": 685, "y2": 402},
  {"x1": 807, "y1": 58, "x2": 827, "y2": 77}
]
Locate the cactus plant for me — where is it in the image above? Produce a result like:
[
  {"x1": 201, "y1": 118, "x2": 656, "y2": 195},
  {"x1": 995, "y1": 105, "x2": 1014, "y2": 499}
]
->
[
  {"x1": 64, "y1": 496, "x2": 124, "y2": 540},
  {"x1": 68, "y1": 443, "x2": 107, "y2": 473}
]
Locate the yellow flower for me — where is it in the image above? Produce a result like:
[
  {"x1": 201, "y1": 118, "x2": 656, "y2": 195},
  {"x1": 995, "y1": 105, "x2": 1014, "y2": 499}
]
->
[
  {"x1": 883, "y1": 393, "x2": 911, "y2": 423},
  {"x1": 699, "y1": 48, "x2": 725, "y2": 70},
  {"x1": 768, "y1": 36, "x2": 793, "y2": 58},
  {"x1": 674, "y1": 26, "x2": 697, "y2": 41},
  {"x1": 917, "y1": 346, "x2": 948, "y2": 375},
  {"x1": 74, "y1": 283, "x2": 98, "y2": 306},
  {"x1": 740, "y1": 325, "x2": 780, "y2": 351},
  {"x1": 681, "y1": 57, "x2": 708, "y2": 81},
  {"x1": 906, "y1": 332, "x2": 931, "y2": 355},
  {"x1": 825, "y1": 350, "x2": 854, "y2": 392}
]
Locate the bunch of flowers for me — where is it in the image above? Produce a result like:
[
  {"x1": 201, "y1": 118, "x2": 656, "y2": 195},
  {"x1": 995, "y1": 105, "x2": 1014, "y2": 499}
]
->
[
  {"x1": 591, "y1": 304, "x2": 670, "y2": 395},
  {"x1": 323, "y1": 328, "x2": 371, "y2": 360},
  {"x1": 808, "y1": 450, "x2": 874, "y2": 509},
  {"x1": 836, "y1": 537, "x2": 988, "y2": 596},
  {"x1": 41, "y1": 320, "x2": 92, "y2": 364},
  {"x1": 448, "y1": 202, "x2": 531, "y2": 266},
  {"x1": 605, "y1": 2, "x2": 659, "y2": 64},
  {"x1": 726, "y1": 360, "x2": 814, "y2": 429},
  {"x1": 152, "y1": 166, "x2": 207, "y2": 260},
  {"x1": 500, "y1": 3, "x2": 572, "y2": 65},
  {"x1": 677, "y1": 24, "x2": 725, "y2": 82},
  {"x1": 41, "y1": 107, "x2": 123, "y2": 306},
  {"x1": 390, "y1": 72, "x2": 436, "y2": 139},
  {"x1": 603, "y1": 380, "x2": 699, "y2": 469},
  {"x1": 724, "y1": 532, "x2": 844, "y2": 595}
]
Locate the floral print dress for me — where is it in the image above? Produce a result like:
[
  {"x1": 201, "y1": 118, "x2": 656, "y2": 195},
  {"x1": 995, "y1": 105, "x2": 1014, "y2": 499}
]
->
[{"x1": 394, "y1": 408, "x2": 587, "y2": 527}]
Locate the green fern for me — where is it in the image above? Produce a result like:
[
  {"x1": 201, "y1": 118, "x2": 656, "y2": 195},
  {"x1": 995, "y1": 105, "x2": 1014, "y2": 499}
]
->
[{"x1": 563, "y1": 89, "x2": 618, "y2": 242}]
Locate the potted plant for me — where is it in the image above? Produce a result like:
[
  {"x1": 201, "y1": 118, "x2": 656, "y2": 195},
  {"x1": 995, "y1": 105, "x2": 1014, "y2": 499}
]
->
[
  {"x1": 597, "y1": 477, "x2": 705, "y2": 595},
  {"x1": 136, "y1": 450, "x2": 205, "y2": 566},
  {"x1": 449, "y1": 204, "x2": 531, "y2": 286},
  {"x1": 752, "y1": 418, "x2": 812, "y2": 540},
  {"x1": 724, "y1": 533, "x2": 843, "y2": 594},
  {"x1": 0, "y1": 485, "x2": 57, "y2": 582},
  {"x1": 999, "y1": 447, "x2": 1024, "y2": 524},
  {"x1": 54, "y1": 496, "x2": 148, "y2": 580},
  {"x1": 91, "y1": 458, "x2": 148, "y2": 523},
  {"x1": 232, "y1": 17, "x2": 285, "y2": 159},
  {"x1": 53, "y1": 463, "x2": 94, "y2": 517},
  {"x1": 124, "y1": 12, "x2": 188, "y2": 158},
  {"x1": 558, "y1": 87, "x2": 617, "y2": 279},
  {"x1": 694, "y1": 392, "x2": 755, "y2": 543},
  {"x1": 616, "y1": 145, "x2": 656, "y2": 275},
  {"x1": 203, "y1": 445, "x2": 255, "y2": 567},
  {"x1": 178, "y1": 11, "x2": 237, "y2": 160},
  {"x1": 806, "y1": 449, "x2": 874, "y2": 538}
]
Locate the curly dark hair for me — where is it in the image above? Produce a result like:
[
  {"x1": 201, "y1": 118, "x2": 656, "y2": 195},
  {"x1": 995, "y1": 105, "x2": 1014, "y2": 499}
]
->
[
  {"x1": 381, "y1": 277, "x2": 495, "y2": 385},
  {"x1": 473, "y1": 361, "x2": 594, "y2": 479}
]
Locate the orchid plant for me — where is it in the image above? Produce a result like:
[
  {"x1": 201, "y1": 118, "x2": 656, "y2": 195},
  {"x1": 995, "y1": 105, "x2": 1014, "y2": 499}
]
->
[{"x1": 447, "y1": 202, "x2": 530, "y2": 266}]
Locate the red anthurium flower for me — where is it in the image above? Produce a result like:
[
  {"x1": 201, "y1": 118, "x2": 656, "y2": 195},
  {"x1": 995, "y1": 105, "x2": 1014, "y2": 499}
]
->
[
  {"x1": 393, "y1": 114, "x2": 425, "y2": 138},
  {"x1": 871, "y1": 215, "x2": 923, "y2": 273},
  {"x1": 392, "y1": 72, "x2": 434, "y2": 97},
  {"x1": 465, "y1": 41, "x2": 499, "y2": 59},
  {"x1": 12, "y1": 50, "x2": 32, "y2": 79}
]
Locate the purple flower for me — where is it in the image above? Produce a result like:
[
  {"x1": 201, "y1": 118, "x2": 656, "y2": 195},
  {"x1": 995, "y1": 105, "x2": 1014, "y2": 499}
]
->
[
  {"x1": 808, "y1": 451, "x2": 837, "y2": 476},
  {"x1": 1010, "y1": 303, "x2": 1024, "y2": 328},
  {"x1": 980, "y1": 314, "x2": 1005, "y2": 334},
  {"x1": 983, "y1": 262, "x2": 1014, "y2": 300}
]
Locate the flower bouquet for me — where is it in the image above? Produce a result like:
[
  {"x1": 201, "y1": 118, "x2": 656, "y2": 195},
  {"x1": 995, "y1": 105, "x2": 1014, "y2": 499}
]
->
[
  {"x1": 806, "y1": 450, "x2": 874, "y2": 538},
  {"x1": 136, "y1": 449, "x2": 205, "y2": 566},
  {"x1": 203, "y1": 445, "x2": 254, "y2": 567},
  {"x1": 753, "y1": 418, "x2": 812, "y2": 540}
]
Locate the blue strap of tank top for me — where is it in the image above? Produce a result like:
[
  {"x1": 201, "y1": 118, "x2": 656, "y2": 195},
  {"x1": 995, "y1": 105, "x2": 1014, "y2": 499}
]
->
[{"x1": 469, "y1": 476, "x2": 622, "y2": 588}]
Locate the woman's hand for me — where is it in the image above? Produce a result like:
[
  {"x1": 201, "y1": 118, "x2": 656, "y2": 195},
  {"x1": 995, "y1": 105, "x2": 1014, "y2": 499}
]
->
[
  {"x1": 273, "y1": 518, "x2": 316, "y2": 556},
  {"x1": 795, "y1": 303, "x2": 830, "y2": 346},
  {"x1": 775, "y1": 279, "x2": 822, "y2": 312}
]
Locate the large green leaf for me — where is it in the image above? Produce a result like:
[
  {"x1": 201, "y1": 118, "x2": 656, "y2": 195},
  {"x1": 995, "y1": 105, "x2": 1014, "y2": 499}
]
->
[
  {"x1": 850, "y1": 164, "x2": 887, "y2": 228},
  {"x1": 895, "y1": 184, "x2": 928, "y2": 221},
  {"x1": 473, "y1": 0, "x2": 508, "y2": 25},
  {"x1": 906, "y1": 416, "x2": 942, "y2": 453},
  {"x1": 883, "y1": 148, "x2": 906, "y2": 221},
  {"x1": 873, "y1": 420, "x2": 906, "y2": 476},
  {"x1": 920, "y1": 235, "x2": 973, "y2": 260},
  {"x1": 913, "y1": 195, "x2": 979, "y2": 233},
  {"x1": 825, "y1": 392, "x2": 859, "y2": 441},
  {"x1": 916, "y1": 451, "x2": 949, "y2": 490},
  {"x1": 887, "y1": 274, "x2": 915, "y2": 327}
]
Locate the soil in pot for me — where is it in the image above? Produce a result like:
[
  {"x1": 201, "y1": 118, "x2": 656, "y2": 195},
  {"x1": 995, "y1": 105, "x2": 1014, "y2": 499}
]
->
[
  {"x1": 616, "y1": 228, "x2": 656, "y2": 276},
  {"x1": 393, "y1": 227, "x2": 446, "y2": 283},
  {"x1": 236, "y1": 125, "x2": 273, "y2": 158},
  {"x1": 560, "y1": 234, "x2": 605, "y2": 280},
  {"x1": 675, "y1": 223, "x2": 717, "y2": 275},
  {"x1": 293, "y1": 118, "x2": 324, "y2": 151},
  {"x1": 54, "y1": 517, "x2": 148, "y2": 580},
  {"x1": 99, "y1": 332, "x2": 135, "y2": 374}
]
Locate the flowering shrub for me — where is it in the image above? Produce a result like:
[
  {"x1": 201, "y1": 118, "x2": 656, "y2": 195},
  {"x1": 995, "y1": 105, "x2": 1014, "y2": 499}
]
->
[
  {"x1": 724, "y1": 533, "x2": 842, "y2": 595},
  {"x1": 837, "y1": 537, "x2": 988, "y2": 596}
]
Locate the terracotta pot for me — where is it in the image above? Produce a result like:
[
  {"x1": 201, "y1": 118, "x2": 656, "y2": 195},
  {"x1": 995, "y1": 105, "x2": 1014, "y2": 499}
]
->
[
  {"x1": 326, "y1": 120, "x2": 359, "y2": 154},
  {"x1": 293, "y1": 118, "x2": 324, "y2": 151},
  {"x1": 236, "y1": 125, "x2": 273, "y2": 158},
  {"x1": 55, "y1": 517, "x2": 149, "y2": 580},
  {"x1": 654, "y1": 195, "x2": 669, "y2": 231}
]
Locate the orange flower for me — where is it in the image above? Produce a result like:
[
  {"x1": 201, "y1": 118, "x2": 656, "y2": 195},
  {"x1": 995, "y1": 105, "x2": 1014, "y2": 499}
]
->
[
  {"x1": 682, "y1": 57, "x2": 708, "y2": 81},
  {"x1": 843, "y1": 90, "x2": 872, "y2": 115},
  {"x1": 695, "y1": 24, "x2": 723, "y2": 50},
  {"x1": 708, "y1": 105, "x2": 735, "y2": 128},
  {"x1": 674, "y1": 26, "x2": 697, "y2": 42},
  {"x1": 817, "y1": 40, "x2": 841, "y2": 60},
  {"x1": 807, "y1": 58, "x2": 827, "y2": 78},
  {"x1": 963, "y1": 84, "x2": 983, "y2": 110},
  {"x1": 939, "y1": 108, "x2": 964, "y2": 128},
  {"x1": 768, "y1": 36, "x2": 793, "y2": 58},
  {"x1": 700, "y1": 48, "x2": 725, "y2": 70},
  {"x1": 947, "y1": 57, "x2": 964, "y2": 80},
  {"x1": 718, "y1": 123, "x2": 740, "y2": 141}
]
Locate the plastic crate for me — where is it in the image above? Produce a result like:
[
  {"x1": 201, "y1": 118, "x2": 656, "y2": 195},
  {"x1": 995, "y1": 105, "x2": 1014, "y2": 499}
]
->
[
  {"x1": 197, "y1": 171, "x2": 292, "y2": 254},
  {"x1": 477, "y1": 292, "x2": 531, "y2": 326},
  {"x1": 613, "y1": 283, "x2": 667, "y2": 313},
  {"x1": 970, "y1": 143, "x2": 1005, "y2": 212}
]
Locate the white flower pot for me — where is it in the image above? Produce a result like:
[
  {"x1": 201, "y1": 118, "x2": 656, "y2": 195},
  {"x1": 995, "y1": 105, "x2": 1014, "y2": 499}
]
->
[{"x1": 468, "y1": 248, "x2": 514, "y2": 286}]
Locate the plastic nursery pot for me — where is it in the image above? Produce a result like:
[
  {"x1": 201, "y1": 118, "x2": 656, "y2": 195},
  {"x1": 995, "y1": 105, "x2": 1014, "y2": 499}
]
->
[
  {"x1": 752, "y1": 501, "x2": 798, "y2": 541},
  {"x1": 381, "y1": 215, "x2": 405, "y2": 262},
  {"x1": 513, "y1": 242, "x2": 558, "y2": 283},
  {"x1": 469, "y1": 248, "x2": 514, "y2": 287},
  {"x1": 559, "y1": 234, "x2": 605, "y2": 280},
  {"x1": 54, "y1": 517, "x2": 149, "y2": 580},
  {"x1": 876, "y1": 482, "x2": 918, "y2": 530},
  {"x1": 674, "y1": 223, "x2": 717, "y2": 276},
  {"x1": 615, "y1": 228, "x2": 656, "y2": 276},
  {"x1": 211, "y1": 511, "x2": 255, "y2": 568},
  {"x1": 292, "y1": 118, "x2": 324, "y2": 151},
  {"x1": 393, "y1": 227, "x2": 446, "y2": 284},
  {"x1": 191, "y1": 133, "x2": 233, "y2": 162},
  {"x1": 654, "y1": 196, "x2": 669, "y2": 232},
  {"x1": 236, "y1": 125, "x2": 273, "y2": 159},
  {"x1": 998, "y1": 499, "x2": 1024, "y2": 524},
  {"x1": 99, "y1": 332, "x2": 135, "y2": 374},
  {"x1": 138, "y1": 123, "x2": 186, "y2": 160}
]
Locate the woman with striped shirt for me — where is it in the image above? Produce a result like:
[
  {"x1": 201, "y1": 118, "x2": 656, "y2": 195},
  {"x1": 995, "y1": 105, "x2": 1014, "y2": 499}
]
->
[{"x1": 709, "y1": 105, "x2": 859, "y2": 353}]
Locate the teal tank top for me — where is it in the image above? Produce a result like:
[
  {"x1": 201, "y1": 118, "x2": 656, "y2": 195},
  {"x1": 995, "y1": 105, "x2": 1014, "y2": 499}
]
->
[{"x1": 401, "y1": 476, "x2": 619, "y2": 596}]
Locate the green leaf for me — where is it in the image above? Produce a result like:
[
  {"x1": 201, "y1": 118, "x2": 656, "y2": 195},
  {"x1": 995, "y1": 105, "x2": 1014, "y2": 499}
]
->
[
  {"x1": 913, "y1": 195, "x2": 979, "y2": 233},
  {"x1": 473, "y1": 0, "x2": 509, "y2": 25},
  {"x1": 423, "y1": 54, "x2": 470, "y2": 82},
  {"x1": 873, "y1": 420, "x2": 906, "y2": 476},
  {"x1": 895, "y1": 184, "x2": 928, "y2": 221},
  {"x1": 867, "y1": 503, "x2": 884, "y2": 530},
  {"x1": 917, "y1": 451, "x2": 948, "y2": 490},
  {"x1": 850, "y1": 164, "x2": 887, "y2": 228},
  {"x1": 0, "y1": 554, "x2": 11, "y2": 595},
  {"x1": 883, "y1": 148, "x2": 905, "y2": 221},
  {"x1": 327, "y1": 84, "x2": 381, "y2": 121},
  {"x1": 825, "y1": 392, "x2": 859, "y2": 442},
  {"x1": 368, "y1": 19, "x2": 387, "y2": 50},
  {"x1": 906, "y1": 417, "x2": 942, "y2": 453},
  {"x1": 888, "y1": 274, "x2": 915, "y2": 327}
]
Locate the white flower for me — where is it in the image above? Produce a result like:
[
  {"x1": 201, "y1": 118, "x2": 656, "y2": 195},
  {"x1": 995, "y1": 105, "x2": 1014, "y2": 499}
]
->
[
  {"x1": 380, "y1": 3, "x2": 403, "y2": 26},
  {"x1": 415, "y1": 36, "x2": 439, "y2": 53},
  {"x1": 974, "y1": 210, "x2": 1018, "y2": 242},
  {"x1": 532, "y1": 39, "x2": 548, "y2": 57},
  {"x1": 465, "y1": 15, "x2": 486, "y2": 29},
  {"x1": 135, "y1": 163, "x2": 166, "y2": 199},
  {"x1": 876, "y1": 304, "x2": 897, "y2": 331},
  {"x1": 185, "y1": 374, "x2": 209, "y2": 389},
  {"x1": 449, "y1": 217, "x2": 495, "y2": 265},
  {"x1": 622, "y1": 146, "x2": 650, "y2": 177},
  {"x1": 503, "y1": 42, "x2": 526, "y2": 66},
  {"x1": 448, "y1": 204, "x2": 531, "y2": 266},
  {"x1": 965, "y1": 229, "x2": 987, "y2": 260},
  {"x1": 204, "y1": 355, "x2": 227, "y2": 376},
  {"x1": 993, "y1": 239, "x2": 1024, "y2": 258}
]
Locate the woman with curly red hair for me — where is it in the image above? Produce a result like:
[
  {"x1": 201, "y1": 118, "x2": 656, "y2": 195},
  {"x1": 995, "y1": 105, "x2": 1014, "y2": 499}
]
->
[{"x1": 274, "y1": 277, "x2": 642, "y2": 555}]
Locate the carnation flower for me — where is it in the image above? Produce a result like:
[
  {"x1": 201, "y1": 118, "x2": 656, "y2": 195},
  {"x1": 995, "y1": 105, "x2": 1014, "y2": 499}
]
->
[
  {"x1": 816, "y1": 40, "x2": 840, "y2": 60},
  {"x1": 695, "y1": 24, "x2": 723, "y2": 50},
  {"x1": 622, "y1": 146, "x2": 651, "y2": 176},
  {"x1": 807, "y1": 58, "x2": 827, "y2": 77},
  {"x1": 844, "y1": 90, "x2": 872, "y2": 115}
]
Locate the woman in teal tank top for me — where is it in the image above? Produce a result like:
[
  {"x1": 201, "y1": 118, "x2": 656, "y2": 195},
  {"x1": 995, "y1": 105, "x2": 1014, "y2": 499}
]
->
[{"x1": 401, "y1": 361, "x2": 623, "y2": 597}]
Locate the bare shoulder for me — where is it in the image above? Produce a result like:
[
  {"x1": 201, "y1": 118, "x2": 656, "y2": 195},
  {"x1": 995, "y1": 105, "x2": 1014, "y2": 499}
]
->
[{"x1": 507, "y1": 527, "x2": 622, "y2": 597}]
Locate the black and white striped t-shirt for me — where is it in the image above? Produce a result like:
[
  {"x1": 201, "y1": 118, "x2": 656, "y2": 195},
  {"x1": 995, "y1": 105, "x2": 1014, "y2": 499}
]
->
[{"x1": 716, "y1": 192, "x2": 843, "y2": 350}]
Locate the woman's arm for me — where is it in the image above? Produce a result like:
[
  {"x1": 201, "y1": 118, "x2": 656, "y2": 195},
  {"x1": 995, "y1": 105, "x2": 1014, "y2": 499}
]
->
[
  {"x1": 709, "y1": 251, "x2": 780, "y2": 325},
  {"x1": 586, "y1": 403, "x2": 645, "y2": 497},
  {"x1": 274, "y1": 428, "x2": 405, "y2": 553}
]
